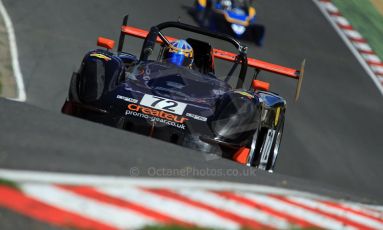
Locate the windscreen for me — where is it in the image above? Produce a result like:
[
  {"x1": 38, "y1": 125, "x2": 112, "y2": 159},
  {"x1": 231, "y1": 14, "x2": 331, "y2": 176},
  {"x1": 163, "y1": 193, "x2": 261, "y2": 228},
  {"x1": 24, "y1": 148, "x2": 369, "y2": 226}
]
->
[{"x1": 124, "y1": 61, "x2": 231, "y2": 100}]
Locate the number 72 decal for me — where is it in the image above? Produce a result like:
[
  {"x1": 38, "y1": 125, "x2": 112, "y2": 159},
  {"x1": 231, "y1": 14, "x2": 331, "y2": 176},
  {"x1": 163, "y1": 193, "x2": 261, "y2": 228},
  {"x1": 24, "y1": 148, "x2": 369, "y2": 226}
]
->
[{"x1": 140, "y1": 94, "x2": 187, "y2": 115}]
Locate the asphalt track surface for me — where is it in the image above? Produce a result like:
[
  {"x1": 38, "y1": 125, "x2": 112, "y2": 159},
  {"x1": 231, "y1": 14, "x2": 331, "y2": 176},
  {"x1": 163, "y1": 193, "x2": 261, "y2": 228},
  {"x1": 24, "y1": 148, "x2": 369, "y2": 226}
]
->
[{"x1": 0, "y1": 0, "x2": 382, "y2": 206}]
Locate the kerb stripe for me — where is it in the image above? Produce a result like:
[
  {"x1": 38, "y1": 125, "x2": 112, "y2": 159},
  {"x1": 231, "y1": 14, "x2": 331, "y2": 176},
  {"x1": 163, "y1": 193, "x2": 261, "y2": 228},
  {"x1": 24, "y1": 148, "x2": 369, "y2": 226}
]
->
[
  {"x1": 177, "y1": 189, "x2": 290, "y2": 229},
  {"x1": 143, "y1": 188, "x2": 270, "y2": 229},
  {"x1": 58, "y1": 185, "x2": 193, "y2": 227},
  {"x1": 240, "y1": 193, "x2": 356, "y2": 230},
  {"x1": 22, "y1": 184, "x2": 155, "y2": 229},
  {"x1": 271, "y1": 195, "x2": 373, "y2": 230},
  {"x1": 99, "y1": 186, "x2": 240, "y2": 229},
  {"x1": 0, "y1": 186, "x2": 117, "y2": 230},
  {"x1": 214, "y1": 191, "x2": 316, "y2": 228},
  {"x1": 289, "y1": 197, "x2": 383, "y2": 229},
  {"x1": 322, "y1": 200, "x2": 383, "y2": 224}
]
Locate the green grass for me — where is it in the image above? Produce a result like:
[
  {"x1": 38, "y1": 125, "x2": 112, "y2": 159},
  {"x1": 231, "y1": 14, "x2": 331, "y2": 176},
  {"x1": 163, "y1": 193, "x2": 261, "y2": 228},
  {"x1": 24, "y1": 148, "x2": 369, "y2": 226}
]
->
[{"x1": 332, "y1": 0, "x2": 383, "y2": 60}]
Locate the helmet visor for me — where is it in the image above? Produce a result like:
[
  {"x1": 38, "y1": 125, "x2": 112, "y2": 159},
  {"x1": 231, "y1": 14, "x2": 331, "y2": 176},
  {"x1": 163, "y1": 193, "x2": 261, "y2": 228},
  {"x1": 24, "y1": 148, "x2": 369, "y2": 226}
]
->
[
  {"x1": 170, "y1": 52, "x2": 186, "y2": 66},
  {"x1": 163, "y1": 50, "x2": 193, "y2": 67}
]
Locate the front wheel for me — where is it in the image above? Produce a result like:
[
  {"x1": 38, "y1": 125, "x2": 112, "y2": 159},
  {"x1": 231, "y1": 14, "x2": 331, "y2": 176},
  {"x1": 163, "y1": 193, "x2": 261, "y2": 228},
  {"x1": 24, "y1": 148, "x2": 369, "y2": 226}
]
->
[
  {"x1": 266, "y1": 118, "x2": 284, "y2": 172},
  {"x1": 248, "y1": 117, "x2": 284, "y2": 172}
]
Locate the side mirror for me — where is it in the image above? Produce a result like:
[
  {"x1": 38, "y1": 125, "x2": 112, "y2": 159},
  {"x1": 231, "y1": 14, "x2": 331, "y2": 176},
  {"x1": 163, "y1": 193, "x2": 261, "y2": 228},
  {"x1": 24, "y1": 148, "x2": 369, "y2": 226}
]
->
[
  {"x1": 97, "y1": 37, "x2": 115, "y2": 50},
  {"x1": 252, "y1": 80, "x2": 270, "y2": 91}
]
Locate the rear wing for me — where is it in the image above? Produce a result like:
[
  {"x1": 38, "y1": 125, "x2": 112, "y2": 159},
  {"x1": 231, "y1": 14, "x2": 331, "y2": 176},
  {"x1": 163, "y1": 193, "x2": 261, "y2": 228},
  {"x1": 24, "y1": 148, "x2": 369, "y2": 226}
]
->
[
  {"x1": 118, "y1": 22, "x2": 305, "y2": 101},
  {"x1": 210, "y1": 48, "x2": 306, "y2": 101}
]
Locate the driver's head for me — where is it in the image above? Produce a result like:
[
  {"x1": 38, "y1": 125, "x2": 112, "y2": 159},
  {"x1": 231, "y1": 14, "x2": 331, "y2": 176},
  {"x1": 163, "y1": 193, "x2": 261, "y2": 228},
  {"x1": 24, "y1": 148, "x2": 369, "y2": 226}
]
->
[{"x1": 162, "y1": 40, "x2": 194, "y2": 68}]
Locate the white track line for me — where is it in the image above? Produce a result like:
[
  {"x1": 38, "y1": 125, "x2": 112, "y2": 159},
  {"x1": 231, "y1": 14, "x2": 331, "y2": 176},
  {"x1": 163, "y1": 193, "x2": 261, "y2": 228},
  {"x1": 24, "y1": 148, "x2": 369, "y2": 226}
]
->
[
  {"x1": 313, "y1": 0, "x2": 383, "y2": 96},
  {"x1": 22, "y1": 184, "x2": 155, "y2": 229},
  {"x1": 0, "y1": 168, "x2": 337, "y2": 201},
  {"x1": 0, "y1": 0, "x2": 26, "y2": 101},
  {"x1": 99, "y1": 186, "x2": 240, "y2": 229}
]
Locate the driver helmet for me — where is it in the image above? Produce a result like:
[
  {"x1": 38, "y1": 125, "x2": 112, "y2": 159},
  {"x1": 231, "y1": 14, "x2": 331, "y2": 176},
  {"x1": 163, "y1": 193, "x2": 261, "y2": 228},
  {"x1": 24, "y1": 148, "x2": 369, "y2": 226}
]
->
[
  {"x1": 162, "y1": 40, "x2": 194, "y2": 68},
  {"x1": 221, "y1": 0, "x2": 233, "y2": 10}
]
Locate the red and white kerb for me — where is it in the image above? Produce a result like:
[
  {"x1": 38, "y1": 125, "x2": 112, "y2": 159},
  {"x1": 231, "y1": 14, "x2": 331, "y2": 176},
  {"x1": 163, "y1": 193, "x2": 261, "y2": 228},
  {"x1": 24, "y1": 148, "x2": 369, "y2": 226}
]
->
[{"x1": 315, "y1": 0, "x2": 383, "y2": 94}]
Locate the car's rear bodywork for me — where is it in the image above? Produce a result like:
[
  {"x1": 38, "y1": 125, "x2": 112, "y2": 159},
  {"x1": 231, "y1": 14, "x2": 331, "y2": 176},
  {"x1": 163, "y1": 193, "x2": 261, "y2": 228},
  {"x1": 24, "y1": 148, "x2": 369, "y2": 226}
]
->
[{"x1": 62, "y1": 16, "x2": 304, "y2": 171}]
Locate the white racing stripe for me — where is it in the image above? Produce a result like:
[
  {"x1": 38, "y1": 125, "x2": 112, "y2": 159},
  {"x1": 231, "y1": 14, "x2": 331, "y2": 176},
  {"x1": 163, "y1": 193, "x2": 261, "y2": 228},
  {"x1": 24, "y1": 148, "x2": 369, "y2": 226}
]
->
[
  {"x1": 240, "y1": 193, "x2": 357, "y2": 230},
  {"x1": 288, "y1": 196, "x2": 383, "y2": 229},
  {"x1": 176, "y1": 189, "x2": 291, "y2": 229},
  {"x1": 0, "y1": 0, "x2": 26, "y2": 101},
  {"x1": 22, "y1": 184, "x2": 156, "y2": 229},
  {"x1": 99, "y1": 186, "x2": 240, "y2": 229}
]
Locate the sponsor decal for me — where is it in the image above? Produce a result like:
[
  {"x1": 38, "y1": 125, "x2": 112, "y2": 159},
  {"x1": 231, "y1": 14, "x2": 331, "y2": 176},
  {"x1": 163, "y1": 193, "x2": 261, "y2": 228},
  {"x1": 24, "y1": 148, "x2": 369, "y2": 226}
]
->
[
  {"x1": 186, "y1": 113, "x2": 208, "y2": 122},
  {"x1": 140, "y1": 94, "x2": 187, "y2": 115},
  {"x1": 125, "y1": 110, "x2": 186, "y2": 130},
  {"x1": 90, "y1": 53, "x2": 111, "y2": 61},
  {"x1": 116, "y1": 95, "x2": 138, "y2": 103},
  {"x1": 125, "y1": 104, "x2": 188, "y2": 129},
  {"x1": 127, "y1": 104, "x2": 188, "y2": 124}
]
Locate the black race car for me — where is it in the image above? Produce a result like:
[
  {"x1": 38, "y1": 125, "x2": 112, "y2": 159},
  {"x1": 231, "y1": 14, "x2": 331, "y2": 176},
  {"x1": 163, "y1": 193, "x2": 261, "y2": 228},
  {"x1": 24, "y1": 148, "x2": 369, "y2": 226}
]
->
[{"x1": 61, "y1": 16, "x2": 305, "y2": 171}]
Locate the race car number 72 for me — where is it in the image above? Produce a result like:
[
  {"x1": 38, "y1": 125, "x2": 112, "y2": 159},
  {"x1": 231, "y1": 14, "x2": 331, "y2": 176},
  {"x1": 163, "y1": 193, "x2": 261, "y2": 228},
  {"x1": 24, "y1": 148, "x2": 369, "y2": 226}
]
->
[{"x1": 140, "y1": 94, "x2": 187, "y2": 115}]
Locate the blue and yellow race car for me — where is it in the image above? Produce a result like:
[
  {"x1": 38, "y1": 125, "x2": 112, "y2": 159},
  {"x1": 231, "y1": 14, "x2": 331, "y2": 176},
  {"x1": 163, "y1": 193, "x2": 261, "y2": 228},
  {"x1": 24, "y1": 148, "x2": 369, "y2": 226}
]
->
[{"x1": 194, "y1": 0, "x2": 265, "y2": 46}]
